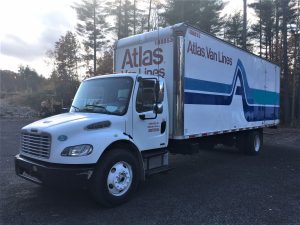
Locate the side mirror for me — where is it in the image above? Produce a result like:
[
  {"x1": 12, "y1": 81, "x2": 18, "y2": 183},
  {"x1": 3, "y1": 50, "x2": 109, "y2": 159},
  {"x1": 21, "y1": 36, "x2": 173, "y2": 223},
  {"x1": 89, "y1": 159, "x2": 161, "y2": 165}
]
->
[
  {"x1": 154, "y1": 104, "x2": 163, "y2": 114},
  {"x1": 61, "y1": 107, "x2": 70, "y2": 113},
  {"x1": 139, "y1": 111, "x2": 157, "y2": 120},
  {"x1": 155, "y1": 80, "x2": 164, "y2": 103}
]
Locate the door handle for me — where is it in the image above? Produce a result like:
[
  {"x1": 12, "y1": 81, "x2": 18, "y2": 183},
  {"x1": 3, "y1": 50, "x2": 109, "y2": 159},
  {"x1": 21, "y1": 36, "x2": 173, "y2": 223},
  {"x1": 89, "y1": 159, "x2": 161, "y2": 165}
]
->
[{"x1": 161, "y1": 121, "x2": 166, "y2": 134}]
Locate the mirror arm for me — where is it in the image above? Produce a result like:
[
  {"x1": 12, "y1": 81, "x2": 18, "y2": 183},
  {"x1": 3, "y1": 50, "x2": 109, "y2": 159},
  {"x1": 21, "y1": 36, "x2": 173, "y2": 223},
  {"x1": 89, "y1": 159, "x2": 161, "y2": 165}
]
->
[
  {"x1": 139, "y1": 112, "x2": 157, "y2": 120},
  {"x1": 139, "y1": 114, "x2": 146, "y2": 120}
]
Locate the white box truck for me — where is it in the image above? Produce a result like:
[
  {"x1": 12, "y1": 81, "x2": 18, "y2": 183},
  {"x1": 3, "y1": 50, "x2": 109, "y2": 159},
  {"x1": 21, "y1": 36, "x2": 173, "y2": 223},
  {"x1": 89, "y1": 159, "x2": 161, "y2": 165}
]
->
[{"x1": 15, "y1": 23, "x2": 280, "y2": 206}]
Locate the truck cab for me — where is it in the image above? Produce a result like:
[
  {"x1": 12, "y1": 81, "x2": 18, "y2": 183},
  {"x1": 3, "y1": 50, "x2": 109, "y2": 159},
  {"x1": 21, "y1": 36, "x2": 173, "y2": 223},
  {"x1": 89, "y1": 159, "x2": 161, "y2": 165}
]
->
[{"x1": 15, "y1": 73, "x2": 169, "y2": 206}]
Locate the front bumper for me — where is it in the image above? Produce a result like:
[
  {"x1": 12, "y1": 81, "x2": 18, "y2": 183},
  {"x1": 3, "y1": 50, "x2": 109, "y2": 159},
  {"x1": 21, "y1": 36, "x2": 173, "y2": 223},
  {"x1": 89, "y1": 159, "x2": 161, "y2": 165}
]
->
[{"x1": 15, "y1": 154, "x2": 95, "y2": 188}]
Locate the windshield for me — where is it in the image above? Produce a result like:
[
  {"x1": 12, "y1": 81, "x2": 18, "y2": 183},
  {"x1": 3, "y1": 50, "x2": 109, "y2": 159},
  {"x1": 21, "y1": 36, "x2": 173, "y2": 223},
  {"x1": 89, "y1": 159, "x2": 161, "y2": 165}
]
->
[{"x1": 71, "y1": 77, "x2": 133, "y2": 115}]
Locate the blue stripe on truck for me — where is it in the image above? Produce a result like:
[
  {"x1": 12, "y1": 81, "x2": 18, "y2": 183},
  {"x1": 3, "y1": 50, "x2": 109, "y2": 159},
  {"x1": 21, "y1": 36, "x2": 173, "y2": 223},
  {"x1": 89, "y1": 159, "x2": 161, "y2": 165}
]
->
[
  {"x1": 184, "y1": 92, "x2": 279, "y2": 122},
  {"x1": 184, "y1": 59, "x2": 280, "y2": 122},
  {"x1": 185, "y1": 59, "x2": 280, "y2": 106}
]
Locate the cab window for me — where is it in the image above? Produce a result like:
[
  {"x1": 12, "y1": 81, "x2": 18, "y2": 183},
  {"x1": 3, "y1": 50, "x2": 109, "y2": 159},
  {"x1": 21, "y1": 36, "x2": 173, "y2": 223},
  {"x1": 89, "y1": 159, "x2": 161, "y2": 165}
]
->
[{"x1": 136, "y1": 80, "x2": 156, "y2": 113}]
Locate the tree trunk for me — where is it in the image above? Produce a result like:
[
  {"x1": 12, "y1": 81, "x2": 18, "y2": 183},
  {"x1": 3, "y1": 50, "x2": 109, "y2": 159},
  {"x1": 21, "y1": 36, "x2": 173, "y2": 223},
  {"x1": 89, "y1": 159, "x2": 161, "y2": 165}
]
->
[
  {"x1": 133, "y1": 0, "x2": 136, "y2": 35},
  {"x1": 124, "y1": 0, "x2": 129, "y2": 37},
  {"x1": 292, "y1": 0, "x2": 300, "y2": 125},
  {"x1": 93, "y1": 0, "x2": 97, "y2": 75},
  {"x1": 118, "y1": 0, "x2": 122, "y2": 39},
  {"x1": 265, "y1": 34, "x2": 268, "y2": 59},
  {"x1": 270, "y1": 34, "x2": 273, "y2": 61},
  {"x1": 291, "y1": 33, "x2": 298, "y2": 126},
  {"x1": 275, "y1": 0, "x2": 279, "y2": 63},
  {"x1": 147, "y1": 0, "x2": 152, "y2": 31},
  {"x1": 297, "y1": 1, "x2": 300, "y2": 122},
  {"x1": 282, "y1": 0, "x2": 290, "y2": 124},
  {"x1": 243, "y1": 0, "x2": 247, "y2": 50},
  {"x1": 259, "y1": 0, "x2": 262, "y2": 57}
]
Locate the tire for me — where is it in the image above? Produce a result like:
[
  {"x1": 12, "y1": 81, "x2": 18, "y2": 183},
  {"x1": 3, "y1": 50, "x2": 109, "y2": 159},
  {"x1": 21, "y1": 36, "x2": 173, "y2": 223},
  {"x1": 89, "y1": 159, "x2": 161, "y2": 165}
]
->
[
  {"x1": 243, "y1": 130, "x2": 263, "y2": 155},
  {"x1": 89, "y1": 148, "x2": 140, "y2": 207}
]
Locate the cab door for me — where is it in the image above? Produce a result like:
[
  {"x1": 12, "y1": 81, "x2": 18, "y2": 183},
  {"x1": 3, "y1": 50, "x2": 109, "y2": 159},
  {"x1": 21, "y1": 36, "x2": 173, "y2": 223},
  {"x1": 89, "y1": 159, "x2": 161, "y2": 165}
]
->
[{"x1": 132, "y1": 77, "x2": 168, "y2": 151}]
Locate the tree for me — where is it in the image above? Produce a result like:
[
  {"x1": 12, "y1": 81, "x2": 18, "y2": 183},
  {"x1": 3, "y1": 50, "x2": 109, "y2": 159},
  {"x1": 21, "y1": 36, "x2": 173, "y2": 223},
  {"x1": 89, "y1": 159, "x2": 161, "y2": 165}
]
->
[
  {"x1": 133, "y1": 0, "x2": 137, "y2": 34},
  {"x1": 282, "y1": 0, "x2": 290, "y2": 124},
  {"x1": 96, "y1": 50, "x2": 113, "y2": 75},
  {"x1": 274, "y1": 0, "x2": 280, "y2": 63},
  {"x1": 295, "y1": 0, "x2": 300, "y2": 124},
  {"x1": 243, "y1": 0, "x2": 247, "y2": 49},
  {"x1": 53, "y1": 32, "x2": 80, "y2": 81},
  {"x1": 249, "y1": 0, "x2": 297, "y2": 60},
  {"x1": 74, "y1": 0, "x2": 108, "y2": 75},
  {"x1": 49, "y1": 31, "x2": 80, "y2": 106},
  {"x1": 107, "y1": 0, "x2": 131, "y2": 39},
  {"x1": 0, "y1": 70, "x2": 20, "y2": 93},
  {"x1": 0, "y1": 69, "x2": 35, "y2": 94},
  {"x1": 18, "y1": 65, "x2": 45, "y2": 93},
  {"x1": 147, "y1": 0, "x2": 152, "y2": 31},
  {"x1": 106, "y1": 0, "x2": 149, "y2": 39},
  {"x1": 249, "y1": 0, "x2": 275, "y2": 59},
  {"x1": 223, "y1": 12, "x2": 244, "y2": 47},
  {"x1": 288, "y1": 0, "x2": 300, "y2": 125},
  {"x1": 146, "y1": 0, "x2": 166, "y2": 31},
  {"x1": 162, "y1": 0, "x2": 225, "y2": 35}
]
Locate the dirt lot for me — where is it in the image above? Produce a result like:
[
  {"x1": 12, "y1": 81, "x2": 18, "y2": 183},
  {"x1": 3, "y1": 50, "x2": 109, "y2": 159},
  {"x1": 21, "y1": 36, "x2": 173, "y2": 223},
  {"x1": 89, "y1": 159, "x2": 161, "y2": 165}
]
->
[{"x1": 1, "y1": 119, "x2": 300, "y2": 225}]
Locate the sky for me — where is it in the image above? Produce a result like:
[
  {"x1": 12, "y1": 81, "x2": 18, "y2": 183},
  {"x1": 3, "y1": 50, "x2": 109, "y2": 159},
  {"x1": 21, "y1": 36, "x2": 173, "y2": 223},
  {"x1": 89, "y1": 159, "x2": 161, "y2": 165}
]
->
[{"x1": 0, "y1": 0, "x2": 254, "y2": 78}]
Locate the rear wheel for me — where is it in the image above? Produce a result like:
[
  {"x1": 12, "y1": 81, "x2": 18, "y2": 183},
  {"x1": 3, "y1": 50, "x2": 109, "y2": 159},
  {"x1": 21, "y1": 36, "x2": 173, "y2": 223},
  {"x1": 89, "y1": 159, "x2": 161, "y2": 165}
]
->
[
  {"x1": 89, "y1": 148, "x2": 140, "y2": 207},
  {"x1": 243, "y1": 130, "x2": 263, "y2": 155}
]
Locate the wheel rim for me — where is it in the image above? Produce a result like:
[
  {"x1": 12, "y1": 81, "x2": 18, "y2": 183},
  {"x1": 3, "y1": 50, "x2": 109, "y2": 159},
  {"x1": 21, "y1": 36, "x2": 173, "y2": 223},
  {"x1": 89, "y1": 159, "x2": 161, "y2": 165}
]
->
[
  {"x1": 254, "y1": 134, "x2": 261, "y2": 152},
  {"x1": 107, "y1": 161, "x2": 133, "y2": 196}
]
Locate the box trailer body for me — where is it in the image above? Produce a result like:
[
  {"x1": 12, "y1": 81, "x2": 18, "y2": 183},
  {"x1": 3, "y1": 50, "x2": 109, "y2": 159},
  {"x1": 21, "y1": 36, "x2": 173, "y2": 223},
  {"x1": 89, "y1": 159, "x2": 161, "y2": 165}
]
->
[
  {"x1": 115, "y1": 23, "x2": 280, "y2": 140},
  {"x1": 15, "y1": 23, "x2": 280, "y2": 207}
]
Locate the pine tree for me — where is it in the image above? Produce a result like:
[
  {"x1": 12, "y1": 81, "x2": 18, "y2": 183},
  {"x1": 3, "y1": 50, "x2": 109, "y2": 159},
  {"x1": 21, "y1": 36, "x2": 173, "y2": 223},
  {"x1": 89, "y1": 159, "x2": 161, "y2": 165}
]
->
[
  {"x1": 282, "y1": 0, "x2": 290, "y2": 124},
  {"x1": 73, "y1": 0, "x2": 108, "y2": 75},
  {"x1": 96, "y1": 50, "x2": 113, "y2": 75},
  {"x1": 50, "y1": 31, "x2": 80, "y2": 106},
  {"x1": 223, "y1": 12, "x2": 244, "y2": 47},
  {"x1": 18, "y1": 66, "x2": 45, "y2": 93},
  {"x1": 162, "y1": 0, "x2": 225, "y2": 35},
  {"x1": 53, "y1": 32, "x2": 80, "y2": 81},
  {"x1": 243, "y1": 0, "x2": 247, "y2": 49},
  {"x1": 249, "y1": 0, "x2": 275, "y2": 59},
  {"x1": 287, "y1": 0, "x2": 300, "y2": 125},
  {"x1": 106, "y1": 0, "x2": 148, "y2": 39}
]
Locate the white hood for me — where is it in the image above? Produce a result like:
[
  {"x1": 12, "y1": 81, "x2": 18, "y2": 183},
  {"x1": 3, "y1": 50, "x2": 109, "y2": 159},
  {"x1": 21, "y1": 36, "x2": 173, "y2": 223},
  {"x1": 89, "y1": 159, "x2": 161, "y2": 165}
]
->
[
  {"x1": 22, "y1": 112, "x2": 125, "y2": 131},
  {"x1": 26, "y1": 113, "x2": 87, "y2": 128}
]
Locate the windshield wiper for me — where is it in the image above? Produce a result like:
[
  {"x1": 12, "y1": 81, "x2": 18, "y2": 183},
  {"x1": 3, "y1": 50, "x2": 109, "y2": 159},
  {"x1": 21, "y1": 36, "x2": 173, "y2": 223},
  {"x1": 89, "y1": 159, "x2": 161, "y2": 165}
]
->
[
  {"x1": 71, "y1": 105, "x2": 80, "y2": 112},
  {"x1": 84, "y1": 104, "x2": 110, "y2": 113}
]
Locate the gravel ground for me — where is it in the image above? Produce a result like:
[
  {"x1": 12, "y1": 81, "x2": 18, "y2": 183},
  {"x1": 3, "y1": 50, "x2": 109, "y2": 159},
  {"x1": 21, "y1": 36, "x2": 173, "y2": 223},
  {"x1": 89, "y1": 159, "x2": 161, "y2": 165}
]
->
[{"x1": 0, "y1": 119, "x2": 300, "y2": 225}]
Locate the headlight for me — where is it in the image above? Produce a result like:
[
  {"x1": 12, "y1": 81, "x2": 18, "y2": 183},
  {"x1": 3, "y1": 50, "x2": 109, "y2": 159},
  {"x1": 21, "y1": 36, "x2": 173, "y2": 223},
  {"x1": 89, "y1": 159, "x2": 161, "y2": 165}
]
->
[{"x1": 61, "y1": 144, "x2": 93, "y2": 157}]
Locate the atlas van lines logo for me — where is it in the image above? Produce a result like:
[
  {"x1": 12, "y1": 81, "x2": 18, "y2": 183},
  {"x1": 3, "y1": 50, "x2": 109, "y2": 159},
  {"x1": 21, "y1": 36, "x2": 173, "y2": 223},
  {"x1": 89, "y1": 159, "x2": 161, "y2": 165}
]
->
[{"x1": 121, "y1": 46, "x2": 165, "y2": 76}]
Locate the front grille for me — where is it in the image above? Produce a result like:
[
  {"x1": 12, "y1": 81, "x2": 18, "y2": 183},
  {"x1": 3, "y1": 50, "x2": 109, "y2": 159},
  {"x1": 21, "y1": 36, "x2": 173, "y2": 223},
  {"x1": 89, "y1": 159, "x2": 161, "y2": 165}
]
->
[{"x1": 21, "y1": 132, "x2": 51, "y2": 159}]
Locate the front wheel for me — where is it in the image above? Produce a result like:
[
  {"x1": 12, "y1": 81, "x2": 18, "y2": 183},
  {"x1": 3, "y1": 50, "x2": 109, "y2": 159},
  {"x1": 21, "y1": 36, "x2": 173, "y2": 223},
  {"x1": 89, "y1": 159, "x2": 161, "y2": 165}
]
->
[{"x1": 89, "y1": 148, "x2": 140, "y2": 207}]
